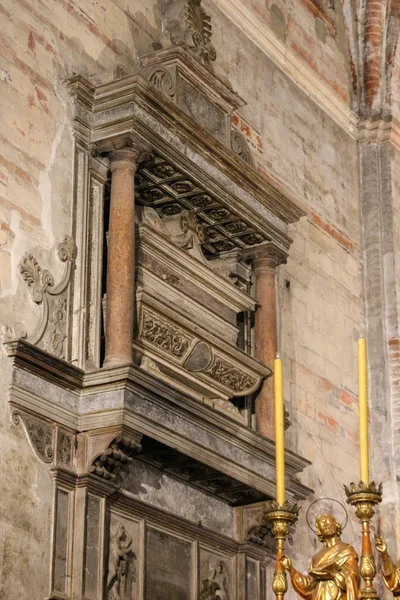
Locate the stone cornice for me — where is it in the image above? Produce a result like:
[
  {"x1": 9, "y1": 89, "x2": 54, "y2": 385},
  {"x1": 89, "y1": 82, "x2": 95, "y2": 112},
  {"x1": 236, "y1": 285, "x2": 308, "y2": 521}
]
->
[
  {"x1": 67, "y1": 73, "x2": 306, "y2": 231},
  {"x1": 5, "y1": 340, "x2": 312, "y2": 500},
  {"x1": 95, "y1": 78, "x2": 307, "y2": 226},
  {"x1": 357, "y1": 117, "x2": 400, "y2": 151},
  {"x1": 214, "y1": 0, "x2": 358, "y2": 137}
]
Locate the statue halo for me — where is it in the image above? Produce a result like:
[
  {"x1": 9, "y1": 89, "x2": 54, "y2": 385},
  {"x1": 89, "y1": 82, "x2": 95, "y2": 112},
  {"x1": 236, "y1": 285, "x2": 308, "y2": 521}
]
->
[{"x1": 306, "y1": 498, "x2": 348, "y2": 534}]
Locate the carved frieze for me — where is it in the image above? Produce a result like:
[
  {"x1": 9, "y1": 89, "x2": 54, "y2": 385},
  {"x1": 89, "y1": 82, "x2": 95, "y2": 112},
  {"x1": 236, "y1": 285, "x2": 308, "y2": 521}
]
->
[
  {"x1": 140, "y1": 307, "x2": 193, "y2": 360},
  {"x1": 3, "y1": 236, "x2": 77, "y2": 359},
  {"x1": 136, "y1": 303, "x2": 265, "y2": 399},
  {"x1": 204, "y1": 355, "x2": 259, "y2": 395},
  {"x1": 178, "y1": 77, "x2": 227, "y2": 143}
]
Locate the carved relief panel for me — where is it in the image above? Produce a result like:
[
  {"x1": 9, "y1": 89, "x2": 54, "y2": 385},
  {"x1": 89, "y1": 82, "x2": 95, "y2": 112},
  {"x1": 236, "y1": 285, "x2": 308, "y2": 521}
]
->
[
  {"x1": 200, "y1": 548, "x2": 234, "y2": 599},
  {"x1": 106, "y1": 516, "x2": 139, "y2": 600}
]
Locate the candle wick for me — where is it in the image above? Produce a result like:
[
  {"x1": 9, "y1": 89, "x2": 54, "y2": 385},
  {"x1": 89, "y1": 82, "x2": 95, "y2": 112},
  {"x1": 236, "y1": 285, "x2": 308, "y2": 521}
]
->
[
  {"x1": 276, "y1": 353, "x2": 281, "y2": 359},
  {"x1": 359, "y1": 333, "x2": 364, "y2": 339}
]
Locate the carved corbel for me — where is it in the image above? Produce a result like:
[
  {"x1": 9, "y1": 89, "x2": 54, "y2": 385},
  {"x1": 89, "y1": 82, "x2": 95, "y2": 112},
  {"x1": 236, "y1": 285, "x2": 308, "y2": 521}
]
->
[
  {"x1": 76, "y1": 427, "x2": 143, "y2": 480},
  {"x1": 3, "y1": 236, "x2": 77, "y2": 360},
  {"x1": 10, "y1": 404, "x2": 75, "y2": 468}
]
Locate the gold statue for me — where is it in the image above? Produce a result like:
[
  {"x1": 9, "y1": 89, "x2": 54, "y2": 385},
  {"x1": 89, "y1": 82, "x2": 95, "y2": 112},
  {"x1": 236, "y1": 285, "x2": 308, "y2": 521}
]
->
[
  {"x1": 375, "y1": 537, "x2": 400, "y2": 593},
  {"x1": 281, "y1": 513, "x2": 360, "y2": 600}
]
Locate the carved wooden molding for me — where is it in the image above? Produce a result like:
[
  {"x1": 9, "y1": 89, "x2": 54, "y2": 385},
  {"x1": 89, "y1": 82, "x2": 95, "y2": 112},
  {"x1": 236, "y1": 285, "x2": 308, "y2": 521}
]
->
[{"x1": 3, "y1": 237, "x2": 77, "y2": 359}]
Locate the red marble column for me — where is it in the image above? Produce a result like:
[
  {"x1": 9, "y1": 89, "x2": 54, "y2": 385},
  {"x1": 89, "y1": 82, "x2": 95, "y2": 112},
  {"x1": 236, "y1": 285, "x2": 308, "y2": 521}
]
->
[
  {"x1": 248, "y1": 244, "x2": 287, "y2": 438},
  {"x1": 104, "y1": 146, "x2": 141, "y2": 367}
]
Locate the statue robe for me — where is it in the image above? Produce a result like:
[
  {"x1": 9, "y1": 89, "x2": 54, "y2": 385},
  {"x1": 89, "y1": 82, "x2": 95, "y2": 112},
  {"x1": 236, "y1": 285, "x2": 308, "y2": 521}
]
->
[
  {"x1": 289, "y1": 540, "x2": 359, "y2": 600},
  {"x1": 381, "y1": 555, "x2": 400, "y2": 595}
]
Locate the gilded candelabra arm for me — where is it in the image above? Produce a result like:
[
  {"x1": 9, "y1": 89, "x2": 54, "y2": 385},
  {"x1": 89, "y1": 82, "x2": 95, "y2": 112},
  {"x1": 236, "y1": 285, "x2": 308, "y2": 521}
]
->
[
  {"x1": 344, "y1": 481, "x2": 382, "y2": 600},
  {"x1": 264, "y1": 500, "x2": 300, "y2": 600}
]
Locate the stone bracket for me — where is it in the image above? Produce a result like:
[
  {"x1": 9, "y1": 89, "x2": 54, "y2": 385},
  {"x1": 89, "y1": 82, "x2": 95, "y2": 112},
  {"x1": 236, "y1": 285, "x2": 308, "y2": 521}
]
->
[
  {"x1": 76, "y1": 426, "x2": 143, "y2": 480},
  {"x1": 10, "y1": 403, "x2": 75, "y2": 469}
]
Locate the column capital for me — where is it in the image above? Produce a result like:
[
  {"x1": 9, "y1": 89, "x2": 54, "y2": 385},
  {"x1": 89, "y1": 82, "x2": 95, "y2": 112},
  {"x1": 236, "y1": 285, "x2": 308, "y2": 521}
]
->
[
  {"x1": 243, "y1": 242, "x2": 288, "y2": 270},
  {"x1": 96, "y1": 133, "x2": 151, "y2": 169}
]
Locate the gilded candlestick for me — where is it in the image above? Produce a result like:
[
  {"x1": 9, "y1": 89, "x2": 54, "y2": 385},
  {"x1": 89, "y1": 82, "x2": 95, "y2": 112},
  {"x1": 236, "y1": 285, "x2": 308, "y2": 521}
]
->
[
  {"x1": 264, "y1": 500, "x2": 299, "y2": 600},
  {"x1": 345, "y1": 481, "x2": 382, "y2": 600}
]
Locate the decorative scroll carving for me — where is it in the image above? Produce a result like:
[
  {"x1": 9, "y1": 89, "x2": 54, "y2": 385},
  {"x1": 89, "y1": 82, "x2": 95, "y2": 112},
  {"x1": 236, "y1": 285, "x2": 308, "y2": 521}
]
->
[
  {"x1": 204, "y1": 355, "x2": 258, "y2": 394},
  {"x1": 185, "y1": 0, "x2": 217, "y2": 66},
  {"x1": 148, "y1": 67, "x2": 176, "y2": 97},
  {"x1": 140, "y1": 308, "x2": 193, "y2": 359},
  {"x1": 231, "y1": 130, "x2": 255, "y2": 167},
  {"x1": 90, "y1": 435, "x2": 142, "y2": 480},
  {"x1": 11, "y1": 408, "x2": 54, "y2": 463},
  {"x1": 10, "y1": 406, "x2": 76, "y2": 468},
  {"x1": 107, "y1": 522, "x2": 136, "y2": 600},
  {"x1": 3, "y1": 237, "x2": 77, "y2": 359}
]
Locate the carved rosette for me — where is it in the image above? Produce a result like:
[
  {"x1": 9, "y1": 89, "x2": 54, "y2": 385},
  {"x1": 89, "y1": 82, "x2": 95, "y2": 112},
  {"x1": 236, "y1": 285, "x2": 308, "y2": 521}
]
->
[
  {"x1": 147, "y1": 67, "x2": 176, "y2": 97},
  {"x1": 3, "y1": 236, "x2": 77, "y2": 359}
]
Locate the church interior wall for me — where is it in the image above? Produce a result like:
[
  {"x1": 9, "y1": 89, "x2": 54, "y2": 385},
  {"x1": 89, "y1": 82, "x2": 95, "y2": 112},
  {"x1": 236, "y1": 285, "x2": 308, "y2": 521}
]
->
[{"x1": 0, "y1": 0, "x2": 397, "y2": 598}]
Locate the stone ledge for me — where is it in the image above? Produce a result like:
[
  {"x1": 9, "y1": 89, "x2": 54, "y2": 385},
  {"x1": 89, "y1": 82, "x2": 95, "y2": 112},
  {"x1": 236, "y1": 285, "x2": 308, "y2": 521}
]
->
[{"x1": 5, "y1": 339, "x2": 312, "y2": 504}]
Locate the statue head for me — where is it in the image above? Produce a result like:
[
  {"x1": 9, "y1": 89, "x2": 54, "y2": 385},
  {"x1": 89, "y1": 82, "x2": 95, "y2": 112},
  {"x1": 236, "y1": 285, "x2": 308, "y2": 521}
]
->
[{"x1": 315, "y1": 513, "x2": 342, "y2": 541}]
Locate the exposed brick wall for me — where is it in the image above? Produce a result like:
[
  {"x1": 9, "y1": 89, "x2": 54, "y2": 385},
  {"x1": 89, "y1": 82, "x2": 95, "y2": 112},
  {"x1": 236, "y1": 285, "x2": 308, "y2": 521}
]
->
[{"x1": 363, "y1": 0, "x2": 385, "y2": 111}]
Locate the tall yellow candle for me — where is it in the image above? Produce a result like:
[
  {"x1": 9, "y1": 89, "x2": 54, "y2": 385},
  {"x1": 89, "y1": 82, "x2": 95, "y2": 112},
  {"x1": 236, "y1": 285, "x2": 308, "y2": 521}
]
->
[
  {"x1": 358, "y1": 336, "x2": 369, "y2": 484},
  {"x1": 274, "y1": 356, "x2": 285, "y2": 505}
]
